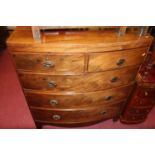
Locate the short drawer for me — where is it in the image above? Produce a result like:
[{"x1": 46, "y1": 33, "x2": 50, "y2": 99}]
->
[
  {"x1": 19, "y1": 66, "x2": 138, "y2": 92},
  {"x1": 30, "y1": 102, "x2": 123, "y2": 124},
  {"x1": 25, "y1": 85, "x2": 132, "y2": 108},
  {"x1": 12, "y1": 53, "x2": 84, "y2": 73},
  {"x1": 88, "y1": 47, "x2": 147, "y2": 72}
]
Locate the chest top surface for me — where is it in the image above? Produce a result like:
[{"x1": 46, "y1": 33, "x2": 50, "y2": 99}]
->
[{"x1": 7, "y1": 27, "x2": 153, "y2": 53}]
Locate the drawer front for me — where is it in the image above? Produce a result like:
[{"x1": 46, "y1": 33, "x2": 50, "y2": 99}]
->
[
  {"x1": 30, "y1": 102, "x2": 123, "y2": 124},
  {"x1": 88, "y1": 47, "x2": 147, "y2": 72},
  {"x1": 25, "y1": 85, "x2": 132, "y2": 108},
  {"x1": 130, "y1": 97, "x2": 155, "y2": 108},
  {"x1": 121, "y1": 113, "x2": 146, "y2": 123},
  {"x1": 19, "y1": 66, "x2": 138, "y2": 92},
  {"x1": 136, "y1": 87, "x2": 155, "y2": 98},
  {"x1": 25, "y1": 84, "x2": 132, "y2": 108},
  {"x1": 127, "y1": 106, "x2": 152, "y2": 115},
  {"x1": 12, "y1": 53, "x2": 84, "y2": 73}
]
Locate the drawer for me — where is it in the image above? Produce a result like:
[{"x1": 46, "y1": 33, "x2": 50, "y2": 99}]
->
[
  {"x1": 12, "y1": 53, "x2": 84, "y2": 73},
  {"x1": 127, "y1": 106, "x2": 152, "y2": 115},
  {"x1": 19, "y1": 66, "x2": 138, "y2": 92},
  {"x1": 88, "y1": 47, "x2": 147, "y2": 72},
  {"x1": 121, "y1": 114, "x2": 146, "y2": 123},
  {"x1": 130, "y1": 97, "x2": 155, "y2": 108},
  {"x1": 136, "y1": 87, "x2": 155, "y2": 98},
  {"x1": 30, "y1": 102, "x2": 123, "y2": 124},
  {"x1": 25, "y1": 85, "x2": 132, "y2": 108}
]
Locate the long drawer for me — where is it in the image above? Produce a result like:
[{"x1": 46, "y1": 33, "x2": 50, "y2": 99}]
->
[
  {"x1": 11, "y1": 53, "x2": 85, "y2": 73},
  {"x1": 88, "y1": 47, "x2": 148, "y2": 72},
  {"x1": 31, "y1": 101, "x2": 123, "y2": 124},
  {"x1": 25, "y1": 84, "x2": 133, "y2": 109},
  {"x1": 19, "y1": 66, "x2": 138, "y2": 92}
]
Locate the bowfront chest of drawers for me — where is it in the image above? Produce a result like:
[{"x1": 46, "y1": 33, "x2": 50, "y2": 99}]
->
[{"x1": 7, "y1": 27, "x2": 153, "y2": 127}]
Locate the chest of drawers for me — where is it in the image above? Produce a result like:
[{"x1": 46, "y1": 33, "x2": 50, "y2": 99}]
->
[
  {"x1": 7, "y1": 27, "x2": 153, "y2": 127},
  {"x1": 121, "y1": 52, "x2": 155, "y2": 123}
]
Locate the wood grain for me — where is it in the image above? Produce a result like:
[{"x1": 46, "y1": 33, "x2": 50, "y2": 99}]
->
[
  {"x1": 25, "y1": 84, "x2": 133, "y2": 109},
  {"x1": 7, "y1": 27, "x2": 153, "y2": 126},
  {"x1": 88, "y1": 47, "x2": 148, "y2": 72},
  {"x1": 7, "y1": 29, "x2": 153, "y2": 53},
  {"x1": 30, "y1": 101, "x2": 123, "y2": 124},
  {"x1": 19, "y1": 66, "x2": 138, "y2": 92},
  {"x1": 12, "y1": 53, "x2": 85, "y2": 73}
]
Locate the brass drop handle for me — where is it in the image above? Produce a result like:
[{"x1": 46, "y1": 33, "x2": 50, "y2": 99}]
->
[
  {"x1": 110, "y1": 76, "x2": 119, "y2": 83},
  {"x1": 116, "y1": 58, "x2": 125, "y2": 66},
  {"x1": 43, "y1": 60, "x2": 55, "y2": 68},
  {"x1": 104, "y1": 96, "x2": 113, "y2": 101},
  {"x1": 48, "y1": 81, "x2": 57, "y2": 88},
  {"x1": 52, "y1": 114, "x2": 61, "y2": 120},
  {"x1": 100, "y1": 111, "x2": 107, "y2": 115},
  {"x1": 49, "y1": 99, "x2": 58, "y2": 106}
]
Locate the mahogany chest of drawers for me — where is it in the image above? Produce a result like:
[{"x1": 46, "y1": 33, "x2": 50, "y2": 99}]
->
[
  {"x1": 121, "y1": 52, "x2": 155, "y2": 123},
  {"x1": 7, "y1": 27, "x2": 153, "y2": 127}
]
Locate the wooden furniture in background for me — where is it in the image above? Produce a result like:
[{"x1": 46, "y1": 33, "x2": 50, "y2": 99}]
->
[
  {"x1": 121, "y1": 52, "x2": 155, "y2": 123},
  {"x1": 7, "y1": 26, "x2": 153, "y2": 128},
  {"x1": 31, "y1": 26, "x2": 149, "y2": 41}
]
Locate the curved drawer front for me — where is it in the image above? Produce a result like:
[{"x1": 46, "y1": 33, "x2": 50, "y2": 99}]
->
[
  {"x1": 30, "y1": 102, "x2": 123, "y2": 124},
  {"x1": 25, "y1": 84, "x2": 132, "y2": 108},
  {"x1": 12, "y1": 53, "x2": 84, "y2": 73},
  {"x1": 88, "y1": 47, "x2": 147, "y2": 72},
  {"x1": 19, "y1": 66, "x2": 138, "y2": 92}
]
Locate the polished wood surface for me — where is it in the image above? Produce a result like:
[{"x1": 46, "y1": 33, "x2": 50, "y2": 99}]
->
[
  {"x1": 19, "y1": 66, "x2": 138, "y2": 92},
  {"x1": 136, "y1": 87, "x2": 155, "y2": 98},
  {"x1": 12, "y1": 53, "x2": 85, "y2": 73},
  {"x1": 130, "y1": 98, "x2": 155, "y2": 108},
  {"x1": 30, "y1": 101, "x2": 123, "y2": 124},
  {"x1": 25, "y1": 84, "x2": 133, "y2": 109},
  {"x1": 121, "y1": 86, "x2": 155, "y2": 124},
  {"x1": 88, "y1": 47, "x2": 147, "y2": 72},
  {"x1": 7, "y1": 29, "x2": 152, "y2": 52},
  {"x1": 127, "y1": 106, "x2": 152, "y2": 114},
  {"x1": 7, "y1": 27, "x2": 153, "y2": 127}
]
